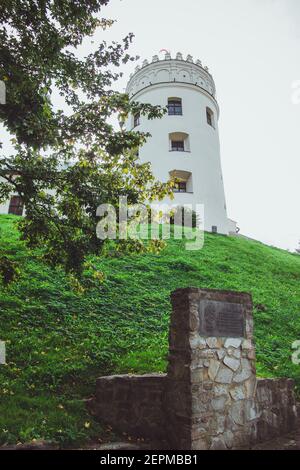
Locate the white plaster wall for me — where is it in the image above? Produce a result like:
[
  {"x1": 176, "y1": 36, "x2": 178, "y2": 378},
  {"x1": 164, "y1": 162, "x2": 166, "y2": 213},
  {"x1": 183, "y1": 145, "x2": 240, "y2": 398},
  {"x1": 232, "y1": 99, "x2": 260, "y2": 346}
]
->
[
  {"x1": 0, "y1": 199, "x2": 10, "y2": 214},
  {"x1": 127, "y1": 79, "x2": 229, "y2": 234},
  {"x1": 228, "y1": 219, "x2": 238, "y2": 234}
]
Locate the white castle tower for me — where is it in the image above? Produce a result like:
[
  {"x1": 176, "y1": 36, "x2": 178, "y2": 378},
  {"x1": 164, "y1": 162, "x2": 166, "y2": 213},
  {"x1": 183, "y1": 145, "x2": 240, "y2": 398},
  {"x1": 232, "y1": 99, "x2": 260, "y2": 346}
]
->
[{"x1": 126, "y1": 52, "x2": 236, "y2": 235}]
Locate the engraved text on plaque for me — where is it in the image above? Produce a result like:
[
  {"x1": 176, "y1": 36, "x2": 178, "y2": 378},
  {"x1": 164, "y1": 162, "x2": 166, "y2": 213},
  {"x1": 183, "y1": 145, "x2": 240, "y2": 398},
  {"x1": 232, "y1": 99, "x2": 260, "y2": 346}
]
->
[{"x1": 199, "y1": 300, "x2": 245, "y2": 338}]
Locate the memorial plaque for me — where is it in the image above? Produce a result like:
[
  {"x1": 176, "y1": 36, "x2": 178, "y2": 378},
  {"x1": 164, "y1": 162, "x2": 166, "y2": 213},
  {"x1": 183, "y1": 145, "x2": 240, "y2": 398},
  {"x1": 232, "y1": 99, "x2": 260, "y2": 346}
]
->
[{"x1": 199, "y1": 300, "x2": 245, "y2": 338}]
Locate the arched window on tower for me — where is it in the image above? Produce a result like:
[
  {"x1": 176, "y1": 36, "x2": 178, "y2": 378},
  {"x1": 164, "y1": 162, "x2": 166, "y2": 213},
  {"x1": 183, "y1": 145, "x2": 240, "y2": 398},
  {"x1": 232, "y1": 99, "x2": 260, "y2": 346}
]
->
[
  {"x1": 169, "y1": 170, "x2": 193, "y2": 193},
  {"x1": 206, "y1": 107, "x2": 215, "y2": 128},
  {"x1": 168, "y1": 97, "x2": 182, "y2": 115},
  {"x1": 133, "y1": 112, "x2": 140, "y2": 128},
  {"x1": 169, "y1": 132, "x2": 190, "y2": 152},
  {"x1": 173, "y1": 181, "x2": 187, "y2": 192}
]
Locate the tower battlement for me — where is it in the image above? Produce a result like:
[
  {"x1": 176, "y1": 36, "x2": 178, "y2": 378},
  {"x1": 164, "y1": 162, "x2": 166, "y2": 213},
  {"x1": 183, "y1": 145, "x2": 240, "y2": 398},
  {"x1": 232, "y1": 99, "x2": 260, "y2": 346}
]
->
[{"x1": 126, "y1": 52, "x2": 216, "y2": 100}]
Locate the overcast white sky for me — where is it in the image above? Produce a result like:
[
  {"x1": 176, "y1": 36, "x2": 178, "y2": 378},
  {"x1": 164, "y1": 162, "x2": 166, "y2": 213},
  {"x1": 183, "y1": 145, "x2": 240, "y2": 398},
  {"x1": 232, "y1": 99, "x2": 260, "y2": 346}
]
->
[{"x1": 1, "y1": 0, "x2": 300, "y2": 251}]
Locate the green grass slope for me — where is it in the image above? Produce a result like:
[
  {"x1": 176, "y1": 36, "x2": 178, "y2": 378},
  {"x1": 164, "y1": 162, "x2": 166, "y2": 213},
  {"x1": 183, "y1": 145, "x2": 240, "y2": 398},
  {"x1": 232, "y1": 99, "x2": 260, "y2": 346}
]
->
[{"x1": 0, "y1": 214, "x2": 300, "y2": 445}]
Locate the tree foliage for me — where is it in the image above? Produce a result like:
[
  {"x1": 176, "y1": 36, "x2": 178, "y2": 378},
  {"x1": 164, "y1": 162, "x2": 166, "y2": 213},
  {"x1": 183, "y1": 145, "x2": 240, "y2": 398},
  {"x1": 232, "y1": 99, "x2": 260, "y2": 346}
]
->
[{"x1": 0, "y1": 0, "x2": 171, "y2": 276}]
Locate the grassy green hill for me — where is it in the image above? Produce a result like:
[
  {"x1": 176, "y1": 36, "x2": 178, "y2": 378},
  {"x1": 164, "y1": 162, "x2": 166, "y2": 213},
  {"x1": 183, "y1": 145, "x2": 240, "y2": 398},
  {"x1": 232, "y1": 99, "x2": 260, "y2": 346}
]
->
[{"x1": 0, "y1": 214, "x2": 300, "y2": 446}]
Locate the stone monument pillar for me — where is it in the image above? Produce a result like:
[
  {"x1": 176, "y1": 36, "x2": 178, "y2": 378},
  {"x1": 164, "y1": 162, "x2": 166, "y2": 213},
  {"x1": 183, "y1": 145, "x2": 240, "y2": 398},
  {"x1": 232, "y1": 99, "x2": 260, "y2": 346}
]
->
[{"x1": 166, "y1": 288, "x2": 258, "y2": 450}]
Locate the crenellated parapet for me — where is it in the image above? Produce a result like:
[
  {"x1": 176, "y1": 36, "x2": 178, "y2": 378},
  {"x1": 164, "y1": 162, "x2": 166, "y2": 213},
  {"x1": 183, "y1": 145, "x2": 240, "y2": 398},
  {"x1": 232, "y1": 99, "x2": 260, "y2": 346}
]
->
[{"x1": 126, "y1": 52, "x2": 216, "y2": 99}]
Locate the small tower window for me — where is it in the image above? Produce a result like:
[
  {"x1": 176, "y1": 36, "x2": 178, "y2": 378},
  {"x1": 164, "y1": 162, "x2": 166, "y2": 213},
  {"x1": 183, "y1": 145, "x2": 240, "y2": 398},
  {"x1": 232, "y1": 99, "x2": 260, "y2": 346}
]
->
[
  {"x1": 133, "y1": 112, "x2": 140, "y2": 127},
  {"x1": 173, "y1": 181, "x2": 187, "y2": 193},
  {"x1": 171, "y1": 140, "x2": 184, "y2": 152},
  {"x1": 169, "y1": 132, "x2": 190, "y2": 152},
  {"x1": 169, "y1": 170, "x2": 192, "y2": 193},
  {"x1": 168, "y1": 98, "x2": 182, "y2": 115},
  {"x1": 206, "y1": 107, "x2": 215, "y2": 127},
  {"x1": 8, "y1": 196, "x2": 23, "y2": 216}
]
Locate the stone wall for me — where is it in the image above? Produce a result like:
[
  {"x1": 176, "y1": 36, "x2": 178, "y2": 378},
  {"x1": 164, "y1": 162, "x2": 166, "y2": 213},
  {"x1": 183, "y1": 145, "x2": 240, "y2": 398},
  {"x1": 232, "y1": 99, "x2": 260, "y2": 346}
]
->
[
  {"x1": 89, "y1": 288, "x2": 298, "y2": 449},
  {"x1": 256, "y1": 378, "x2": 298, "y2": 442},
  {"x1": 89, "y1": 374, "x2": 167, "y2": 439}
]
